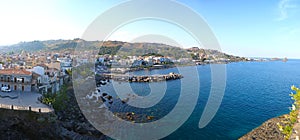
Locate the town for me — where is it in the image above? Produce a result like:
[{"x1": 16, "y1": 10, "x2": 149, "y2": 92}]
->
[
  {"x1": 0, "y1": 39, "x2": 290, "y2": 139},
  {"x1": 0, "y1": 51, "x2": 72, "y2": 94},
  {"x1": 0, "y1": 39, "x2": 270, "y2": 95}
]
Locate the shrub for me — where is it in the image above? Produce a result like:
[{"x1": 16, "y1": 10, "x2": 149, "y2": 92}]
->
[
  {"x1": 278, "y1": 85, "x2": 300, "y2": 140},
  {"x1": 41, "y1": 85, "x2": 69, "y2": 111},
  {"x1": 41, "y1": 92, "x2": 56, "y2": 105}
]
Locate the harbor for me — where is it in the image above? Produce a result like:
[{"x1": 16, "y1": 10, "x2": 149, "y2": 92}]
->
[{"x1": 98, "y1": 72, "x2": 183, "y2": 83}]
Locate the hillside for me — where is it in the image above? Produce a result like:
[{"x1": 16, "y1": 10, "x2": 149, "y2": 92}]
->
[
  {"x1": 0, "y1": 39, "x2": 98, "y2": 53},
  {"x1": 0, "y1": 39, "x2": 244, "y2": 61}
]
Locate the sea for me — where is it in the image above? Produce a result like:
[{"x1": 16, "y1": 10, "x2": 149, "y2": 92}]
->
[{"x1": 99, "y1": 59, "x2": 300, "y2": 140}]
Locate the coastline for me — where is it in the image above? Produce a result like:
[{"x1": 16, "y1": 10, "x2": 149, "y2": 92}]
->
[
  {"x1": 239, "y1": 115, "x2": 287, "y2": 140},
  {"x1": 103, "y1": 60, "x2": 254, "y2": 75},
  {"x1": 0, "y1": 82, "x2": 106, "y2": 139},
  {"x1": 3, "y1": 59, "x2": 291, "y2": 139},
  {"x1": 96, "y1": 60, "x2": 292, "y2": 139}
]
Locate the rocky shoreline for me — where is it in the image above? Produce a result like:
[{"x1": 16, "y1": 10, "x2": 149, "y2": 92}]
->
[
  {"x1": 101, "y1": 72, "x2": 183, "y2": 83},
  {"x1": 88, "y1": 77, "x2": 158, "y2": 123},
  {"x1": 0, "y1": 83, "x2": 106, "y2": 140},
  {"x1": 239, "y1": 115, "x2": 288, "y2": 140},
  {"x1": 54, "y1": 83, "x2": 106, "y2": 140}
]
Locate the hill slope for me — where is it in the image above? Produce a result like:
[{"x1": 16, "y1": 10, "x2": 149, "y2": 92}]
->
[{"x1": 0, "y1": 39, "x2": 242, "y2": 61}]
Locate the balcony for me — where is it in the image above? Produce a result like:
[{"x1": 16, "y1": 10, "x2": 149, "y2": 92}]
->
[{"x1": 0, "y1": 79, "x2": 31, "y2": 84}]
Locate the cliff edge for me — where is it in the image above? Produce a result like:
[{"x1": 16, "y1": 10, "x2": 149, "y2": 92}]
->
[{"x1": 239, "y1": 115, "x2": 288, "y2": 140}]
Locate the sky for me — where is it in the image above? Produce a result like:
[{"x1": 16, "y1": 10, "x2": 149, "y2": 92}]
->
[{"x1": 0, "y1": 0, "x2": 299, "y2": 58}]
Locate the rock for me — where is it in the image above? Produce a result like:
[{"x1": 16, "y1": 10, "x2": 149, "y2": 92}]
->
[
  {"x1": 99, "y1": 104, "x2": 108, "y2": 109},
  {"x1": 239, "y1": 115, "x2": 287, "y2": 140},
  {"x1": 102, "y1": 93, "x2": 108, "y2": 97},
  {"x1": 121, "y1": 98, "x2": 129, "y2": 104},
  {"x1": 100, "y1": 96, "x2": 106, "y2": 102},
  {"x1": 146, "y1": 116, "x2": 154, "y2": 120},
  {"x1": 100, "y1": 82, "x2": 107, "y2": 85},
  {"x1": 79, "y1": 117, "x2": 85, "y2": 122},
  {"x1": 62, "y1": 122, "x2": 73, "y2": 129},
  {"x1": 107, "y1": 95, "x2": 113, "y2": 100},
  {"x1": 54, "y1": 83, "x2": 106, "y2": 139},
  {"x1": 37, "y1": 117, "x2": 46, "y2": 123}
]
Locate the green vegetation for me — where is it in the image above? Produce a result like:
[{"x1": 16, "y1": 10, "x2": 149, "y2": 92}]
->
[
  {"x1": 277, "y1": 85, "x2": 300, "y2": 140},
  {"x1": 98, "y1": 45, "x2": 122, "y2": 55},
  {"x1": 66, "y1": 69, "x2": 72, "y2": 76},
  {"x1": 41, "y1": 85, "x2": 69, "y2": 111},
  {"x1": 53, "y1": 85, "x2": 69, "y2": 111},
  {"x1": 73, "y1": 63, "x2": 94, "y2": 78},
  {"x1": 0, "y1": 40, "x2": 238, "y2": 62},
  {"x1": 142, "y1": 53, "x2": 164, "y2": 57},
  {"x1": 190, "y1": 53, "x2": 199, "y2": 60},
  {"x1": 41, "y1": 92, "x2": 56, "y2": 105},
  {"x1": 114, "y1": 44, "x2": 191, "y2": 59}
]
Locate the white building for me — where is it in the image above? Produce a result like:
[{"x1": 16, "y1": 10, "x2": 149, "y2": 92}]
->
[{"x1": 0, "y1": 69, "x2": 33, "y2": 92}]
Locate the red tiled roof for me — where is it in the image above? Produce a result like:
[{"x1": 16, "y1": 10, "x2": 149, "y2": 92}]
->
[{"x1": 0, "y1": 69, "x2": 32, "y2": 75}]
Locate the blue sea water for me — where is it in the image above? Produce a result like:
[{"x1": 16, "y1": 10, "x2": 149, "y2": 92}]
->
[{"x1": 103, "y1": 60, "x2": 300, "y2": 140}]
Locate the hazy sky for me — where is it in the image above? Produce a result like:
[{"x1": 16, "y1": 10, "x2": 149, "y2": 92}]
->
[{"x1": 0, "y1": 0, "x2": 299, "y2": 58}]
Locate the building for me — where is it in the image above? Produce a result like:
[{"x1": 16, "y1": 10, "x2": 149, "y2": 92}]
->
[
  {"x1": 0, "y1": 69, "x2": 32, "y2": 92},
  {"x1": 132, "y1": 59, "x2": 147, "y2": 67},
  {"x1": 28, "y1": 65, "x2": 66, "y2": 94},
  {"x1": 188, "y1": 47, "x2": 200, "y2": 52}
]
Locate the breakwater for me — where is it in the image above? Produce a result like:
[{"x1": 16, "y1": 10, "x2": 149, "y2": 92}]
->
[{"x1": 100, "y1": 72, "x2": 183, "y2": 82}]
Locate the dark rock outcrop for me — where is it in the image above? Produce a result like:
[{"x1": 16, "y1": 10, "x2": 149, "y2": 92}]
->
[
  {"x1": 239, "y1": 115, "x2": 288, "y2": 140},
  {"x1": 0, "y1": 82, "x2": 107, "y2": 140},
  {"x1": 55, "y1": 84, "x2": 106, "y2": 140},
  {"x1": 0, "y1": 109, "x2": 62, "y2": 140}
]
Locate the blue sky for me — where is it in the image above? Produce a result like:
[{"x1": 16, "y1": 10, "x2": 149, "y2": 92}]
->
[{"x1": 0, "y1": 0, "x2": 299, "y2": 58}]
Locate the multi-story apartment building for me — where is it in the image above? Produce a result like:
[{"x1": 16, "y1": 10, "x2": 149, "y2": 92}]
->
[{"x1": 0, "y1": 69, "x2": 32, "y2": 92}]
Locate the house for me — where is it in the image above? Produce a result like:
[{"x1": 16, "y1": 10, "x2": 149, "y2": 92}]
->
[
  {"x1": 59, "y1": 58, "x2": 72, "y2": 75},
  {"x1": 46, "y1": 68, "x2": 64, "y2": 94},
  {"x1": 132, "y1": 59, "x2": 147, "y2": 67},
  {"x1": 0, "y1": 69, "x2": 32, "y2": 92},
  {"x1": 30, "y1": 65, "x2": 64, "y2": 94},
  {"x1": 144, "y1": 56, "x2": 154, "y2": 66},
  {"x1": 32, "y1": 66, "x2": 49, "y2": 84},
  {"x1": 97, "y1": 57, "x2": 105, "y2": 64},
  {"x1": 188, "y1": 47, "x2": 200, "y2": 52},
  {"x1": 159, "y1": 57, "x2": 172, "y2": 64},
  {"x1": 153, "y1": 57, "x2": 161, "y2": 64}
]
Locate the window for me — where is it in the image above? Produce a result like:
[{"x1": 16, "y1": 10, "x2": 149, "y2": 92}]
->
[
  {"x1": 22, "y1": 78, "x2": 24, "y2": 83},
  {"x1": 14, "y1": 77, "x2": 17, "y2": 83},
  {"x1": 0, "y1": 77, "x2": 3, "y2": 81}
]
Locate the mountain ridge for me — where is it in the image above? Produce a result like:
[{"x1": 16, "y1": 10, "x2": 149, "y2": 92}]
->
[{"x1": 0, "y1": 39, "x2": 241, "y2": 61}]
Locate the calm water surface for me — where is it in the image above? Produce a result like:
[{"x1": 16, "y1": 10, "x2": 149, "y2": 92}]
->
[{"x1": 102, "y1": 60, "x2": 300, "y2": 140}]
